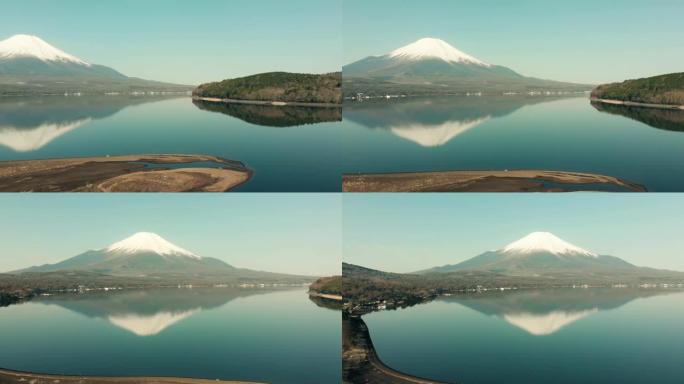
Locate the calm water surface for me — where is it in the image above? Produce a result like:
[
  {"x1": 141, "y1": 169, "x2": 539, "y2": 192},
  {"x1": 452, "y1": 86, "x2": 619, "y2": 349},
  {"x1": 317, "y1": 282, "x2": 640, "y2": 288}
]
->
[
  {"x1": 343, "y1": 96, "x2": 684, "y2": 191},
  {"x1": 0, "y1": 96, "x2": 341, "y2": 191},
  {"x1": 364, "y1": 289, "x2": 684, "y2": 384},
  {"x1": 0, "y1": 288, "x2": 340, "y2": 384}
]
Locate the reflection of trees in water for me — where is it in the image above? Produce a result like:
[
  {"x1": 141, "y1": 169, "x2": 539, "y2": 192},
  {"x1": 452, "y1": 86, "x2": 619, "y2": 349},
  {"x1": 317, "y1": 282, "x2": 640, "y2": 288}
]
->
[
  {"x1": 308, "y1": 295, "x2": 343, "y2": 311},
  {"x1": 193, "y1": 100, "x2": 341, "y2": 128},
  {"x1": 592, "y1": 101, "x2": 684, "y2": 132}
]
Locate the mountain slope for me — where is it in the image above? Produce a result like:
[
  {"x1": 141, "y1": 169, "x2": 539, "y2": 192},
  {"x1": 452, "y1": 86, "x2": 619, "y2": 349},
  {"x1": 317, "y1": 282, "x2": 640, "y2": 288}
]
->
[
  {"x1": 420, "y1": 232, "x2": 638, "y2": 276},
  {"x1": 19, "y1": 232, "x2": 235, "y2": 276},
  {"x1": 15, "y1": 232, "x2": 309, "y2": 282},
  {"x1": 343, "y1": 37, "x2": 592, "y2": 97},
  {"x1": 0, "y1": 34, "x2": 192, "y2": 95}
]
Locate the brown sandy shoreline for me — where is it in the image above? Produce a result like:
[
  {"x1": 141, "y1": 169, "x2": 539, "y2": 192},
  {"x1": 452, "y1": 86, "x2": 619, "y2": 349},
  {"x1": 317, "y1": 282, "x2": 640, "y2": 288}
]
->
[
  {"x1": 343, "y1": 169, "x2": 646, "y2": 193},
  {"x1": 0, "y1": 368, "x2": 263, "y2": 384},
  {"x1": 309, "y1": 292, "x2": 343, "y2": 301},
  {"x1": 193, "y1": 96, "x2": 341, "y2": 108},
  {"x1": 591, "y1": 98, "x2": 684, "y2": 110},
  {"x1": 0, "y1": 154, "x2": 252, "y2": 192}
]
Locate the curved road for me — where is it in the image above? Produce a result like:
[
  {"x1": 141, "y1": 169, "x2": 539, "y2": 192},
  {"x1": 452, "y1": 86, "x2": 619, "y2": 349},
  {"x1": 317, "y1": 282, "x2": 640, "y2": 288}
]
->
[{"x1": 343, "y1": 315, "x2": 454, "y2": 384}]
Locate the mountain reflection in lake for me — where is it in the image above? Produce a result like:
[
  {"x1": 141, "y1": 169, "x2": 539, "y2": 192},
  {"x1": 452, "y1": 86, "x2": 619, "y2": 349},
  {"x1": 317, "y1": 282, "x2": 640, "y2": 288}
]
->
[
  {"x1": 343, "y1": 96, "x2": 561, "y2": 147},
  {"x1": 343, "y1": 96, "x2": 684, "y2": 191},
  {"x1": 0, "y1": 96, "x2": 178, "y2": 152},
  {"x1": 0, "y1": 288, "x2": 340, "y2": 384},
  {"x1": 364, "y1": 288, "x2": 684, "y2": 384},
  {"x1": 0, "y1": 97, "x2": 341, "y2": 191}
]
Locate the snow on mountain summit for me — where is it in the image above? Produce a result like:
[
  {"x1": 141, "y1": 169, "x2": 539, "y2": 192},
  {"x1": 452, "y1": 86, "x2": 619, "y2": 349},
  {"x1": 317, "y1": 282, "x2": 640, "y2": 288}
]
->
[
  {"x1": 106, "y1": 232, "x2": 200, "y2": 259},
  {"x1": 0, "y1": 34, "x2": 90, "y2": 66},
  {"x1": 389, "y1": 37, "x2": 490, "y2": 67},
  {"x1": 502, "y1": 232, "x2": 596, "y2": 257}
]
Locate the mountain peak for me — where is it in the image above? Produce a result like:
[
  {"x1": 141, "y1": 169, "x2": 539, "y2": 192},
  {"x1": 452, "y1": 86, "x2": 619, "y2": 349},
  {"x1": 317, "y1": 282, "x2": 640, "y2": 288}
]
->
[
  {"x1": 502, "y1": 232, "x2": 596, "y2": 257},
  {"x1": 0, "y1": 34, "x2": 90, "y2": 66},
  {"x1": 105, "y1": 232, "x2": 200, "y2": 259},
  {"x1": 389, "y1": 37, "x2": 490, "y2": 67}
]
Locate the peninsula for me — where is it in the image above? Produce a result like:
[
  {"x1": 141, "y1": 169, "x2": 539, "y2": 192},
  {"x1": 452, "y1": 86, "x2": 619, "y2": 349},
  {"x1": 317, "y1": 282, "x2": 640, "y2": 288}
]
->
[
  {"x1": 591, "y1": 72, "x2": 684, "y2": 109},
  {"x1": 0, "y1": 154, "x2": 252, "y2": 192},
  {"x1": 193, "y1": 72, "x2": 342, "y2": 106},
  {"x1": 0, "y1": 369, "x2": 263, "y2": 384},
  {"x1": 343, "y1": 169, "x2": 646, "y2": 192}
]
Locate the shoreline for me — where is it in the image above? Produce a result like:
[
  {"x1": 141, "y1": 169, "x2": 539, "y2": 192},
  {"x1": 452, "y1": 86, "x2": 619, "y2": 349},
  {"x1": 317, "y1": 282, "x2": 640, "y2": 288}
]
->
[
  {"x1": 0, "y1": 368, "x2": 263, "y2": 384},
  {"x1": 591, "y1": 98, "x2": 684, "y2": 110},
  {"x1": 343, "y1": 315, "x2": 452, "y2": 384},
  {"x1": 309, "y1": 292, "x2": 343, "y2": 301},
  {"x1": 343, "y1": 169, "x2": 646, "y2": 193},
  {"x1": 0, "y1": 154, "x2": 252, "y2": 192},
  {"x1": 193, "y1": 96, "x2": 341, "y2": 108}
]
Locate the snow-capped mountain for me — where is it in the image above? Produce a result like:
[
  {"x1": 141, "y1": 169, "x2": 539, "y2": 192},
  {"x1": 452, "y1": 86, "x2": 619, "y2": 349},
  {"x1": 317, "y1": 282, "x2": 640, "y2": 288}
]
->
[
  {"x1": 421, "y1": 231, "x2": 634, "y2": 275},
  {"x1": 344, "y1": 37, "x2": 517, "y2": 79},
  {"x1": 343, "y1": 37, "x2": 591, "y2": 96},
  {"x1": 16, "y1": 232, "x2": 315, "y2": 283},
  {"x1": 19, "y1": 232, "x2": 235, "y2": 276},
  {"x1": 105, "y1": 232, "x2": 200, "y2": 259},
  {"x1": 0, "y1": 34, "x2": 191, "y2": 94},
  {"x1": 502, "y1": 232, "x2": 596, "y2": 257},
  {"x1": 0, "y1": 34, "x2": 90, "y2": 65},
  {"x1": 0, "y1": 34, "x2": 124, "y2": 78},
  {"x1": 388, "y1": 38, "x2": 491, "y2": 67}
]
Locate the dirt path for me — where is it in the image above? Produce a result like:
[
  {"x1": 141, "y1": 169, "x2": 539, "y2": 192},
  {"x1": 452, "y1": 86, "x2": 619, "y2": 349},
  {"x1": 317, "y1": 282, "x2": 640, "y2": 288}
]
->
[
  {"x1": 0, "y1": 368, "x2": 263, "y2": 384},
  {"x1": 343, "y1": 169, "x2": 646, "y2": 192},
  {"x1": 0, "y1": 154, "x2": 252, "y2": 192}
]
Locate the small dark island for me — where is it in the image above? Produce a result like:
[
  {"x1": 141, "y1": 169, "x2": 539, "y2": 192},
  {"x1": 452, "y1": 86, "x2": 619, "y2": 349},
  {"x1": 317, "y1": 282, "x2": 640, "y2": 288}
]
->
[
  {"x1": 591, "y1": 72, "x2": 684, "y2": 108},
  {"x1": 308, "y1": 275, "x2": 342, "y2": 310},
  {"x1": 193, "y1": 72, "x2": 342, "y2": 106}
]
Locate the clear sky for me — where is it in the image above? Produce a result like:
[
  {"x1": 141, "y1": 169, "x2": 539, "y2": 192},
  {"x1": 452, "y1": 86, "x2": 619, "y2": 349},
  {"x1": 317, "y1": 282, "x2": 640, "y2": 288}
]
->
[
  {"x1": 1, "y1": 0, "x2": 341, "y2": 85},
  {"x1": 343, "y1": 194, "x2": 684, "y2": 273},
  {"x1": 343, "y1": 0, "x2": 684, "y2": 84},
  {"x1": 0, "y1": 194, "x2": 340, "y2": 276}
]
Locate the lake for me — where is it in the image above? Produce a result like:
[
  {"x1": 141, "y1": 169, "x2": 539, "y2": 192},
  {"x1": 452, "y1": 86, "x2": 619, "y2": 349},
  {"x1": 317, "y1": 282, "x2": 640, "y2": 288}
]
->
[
  {"x1": 363, "y1": 288, "x2": 684, "y2": 384},
  {"x1": 0, "y1": 288, "x2": 340, "y2": 384},
  {"x1": 343, "y1": 96, "x2": 684, "y2": 191},
  {"x1": 0, "y1": 96, "x2": 342, "y2": 192}
]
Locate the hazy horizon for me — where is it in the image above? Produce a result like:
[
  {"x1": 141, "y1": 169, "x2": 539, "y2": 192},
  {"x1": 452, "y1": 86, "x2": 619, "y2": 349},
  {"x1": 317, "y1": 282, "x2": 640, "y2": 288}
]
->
[
  {"x1": 343, "y1": 194, "x2": 684, "y2": 274},
  {"x1": 0, "y1": 194, "x2": 341, "y2": 276},
  {"x1": 1, "y1": 0, "x2": 341, "y2": 85},
  {"x1": 343, "y1": 0, "x2": 684, "y2": 84}
]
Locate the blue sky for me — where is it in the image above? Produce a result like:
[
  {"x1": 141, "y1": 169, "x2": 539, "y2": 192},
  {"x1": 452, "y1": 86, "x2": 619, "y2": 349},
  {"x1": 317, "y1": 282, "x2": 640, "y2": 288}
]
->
[
  {"x1": 1, "y1": 0, "x2": 341, "y2": 84},
  {"x1": 0, "y1": 194, "x2": 341, "y2": 276},
  {"x1": 343, "y1": 0, "x2": 684, "y2": 84},
  {"x1": 343, "y1": 194, "x2": 684, "y2": 273}
]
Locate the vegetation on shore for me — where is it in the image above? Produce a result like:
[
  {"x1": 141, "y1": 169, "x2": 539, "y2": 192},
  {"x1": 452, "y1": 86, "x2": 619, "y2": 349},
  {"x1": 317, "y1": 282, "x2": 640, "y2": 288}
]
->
[
  {"x1": 342, "y1": 263, "x2": 684, "y2": 315},
  {"x1": 591, "y1": 72, "x2": 684, "y2": 105},
  {"x1": 343, "y1": 76, "x2": 592, "y2": 98},
  {"x1": 0, "y1": 270, "x2": 313, "y2": 308},
  {"x1": 0, "y1": 74, "x2": 193, "y2": 96},
  {"x1": 193, "y1": 72, "x2": 342, "y2": 104},
  {"x1": 309, "y1": 275, "x2": 342, "y2": 296}
]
